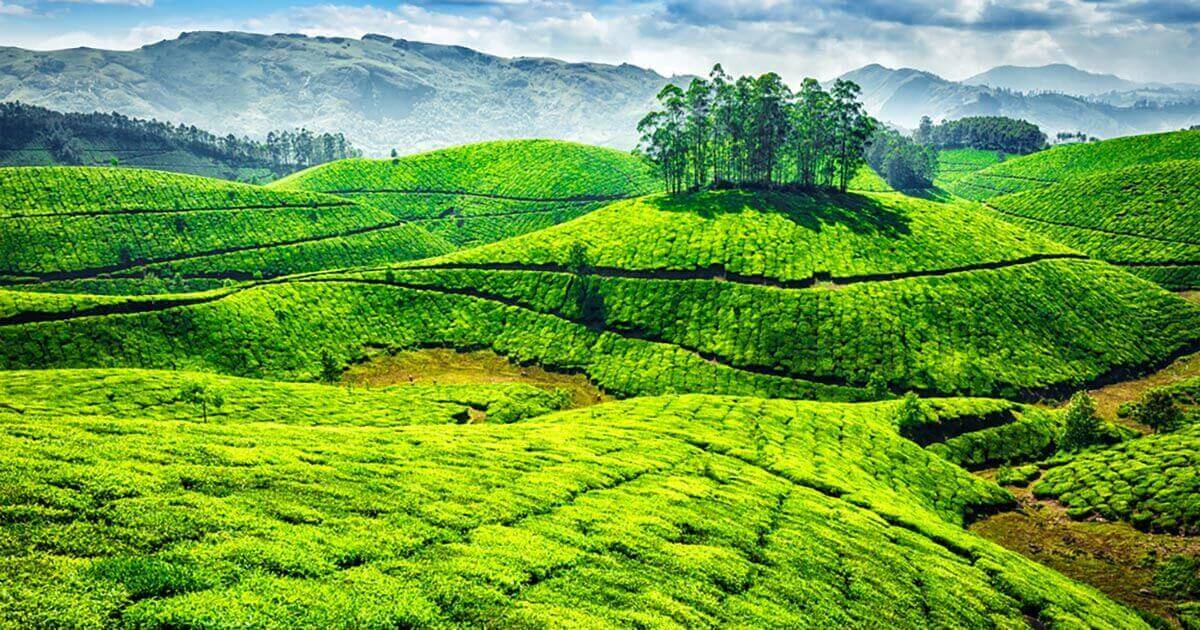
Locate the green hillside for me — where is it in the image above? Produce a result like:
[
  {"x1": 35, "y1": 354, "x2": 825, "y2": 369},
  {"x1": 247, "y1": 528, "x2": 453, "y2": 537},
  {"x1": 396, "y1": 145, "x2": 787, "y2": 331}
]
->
[
  {"x1": 0, "y1": 374, "x2": 1145, "y2": 627},
  {"x1": 5, "y1": 187, "x2": 1198, "y2": 402},
  {"x1": 985, "y1": 159, "x2": 1200, "y2": 289},
  {"x1": 273, "y1": 140, "x2": 659, "y2": 249},
  {"x1": 949, "y1": 129, "x2": 1200, "y2": 201},
  {"x1": 933, "y1": 148, "x2": 1004, "y2": 188},
  {"x1": 1034, "y1": 423, "x2": 1200, "y2": 534},
  {"x1": 0, "y1": 166, "x2": 451, "y2": 294}
]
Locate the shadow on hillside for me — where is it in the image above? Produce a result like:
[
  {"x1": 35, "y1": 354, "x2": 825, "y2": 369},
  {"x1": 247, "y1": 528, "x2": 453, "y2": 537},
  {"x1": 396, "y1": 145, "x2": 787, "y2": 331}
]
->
[
  {"x1": 901, "y1": 186, "x2": 955, "y2": 203},
  {"x1": 646, "y1": 189, "x2": 912, "y2": 236}
]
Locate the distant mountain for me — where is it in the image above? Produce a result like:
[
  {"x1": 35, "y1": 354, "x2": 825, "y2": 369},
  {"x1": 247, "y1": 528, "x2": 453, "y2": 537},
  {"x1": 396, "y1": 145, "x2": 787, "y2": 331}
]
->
[
  {"x1": 963, "y1": 64, "x2": 1138, "y2": 96},
  {"x1": 0, "y1": 31, "x2": 685, "y2": 156},
  {"x1": 840, "y1": 63, "x2": 1200, "y2": 138}
]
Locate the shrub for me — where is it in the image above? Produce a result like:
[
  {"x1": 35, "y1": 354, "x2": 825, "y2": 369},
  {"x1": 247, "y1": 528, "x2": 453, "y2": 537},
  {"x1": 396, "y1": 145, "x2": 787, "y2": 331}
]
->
[
  {"x1": 1131, "y1": 389, "x2": 1184, "y2": 433},
  {"x1": 1154, "y1": 555, "x2": 1200, "y2": 599},
  {"x1": 1059, "y1": 392, "x2": 1102, "y2": 451}
]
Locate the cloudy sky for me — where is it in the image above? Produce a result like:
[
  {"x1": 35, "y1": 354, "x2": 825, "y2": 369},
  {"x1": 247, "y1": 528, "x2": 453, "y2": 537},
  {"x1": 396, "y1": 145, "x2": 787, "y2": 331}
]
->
[{"x1": 0, "y1": 0, "x2": 1197, "y2": 83}]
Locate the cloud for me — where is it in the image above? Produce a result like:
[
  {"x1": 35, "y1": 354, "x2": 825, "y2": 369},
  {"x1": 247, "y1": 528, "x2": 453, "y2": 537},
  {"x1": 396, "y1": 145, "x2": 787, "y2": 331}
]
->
[
  {"x1": 2, "y1": 0, "x2": 1198, "y2": 84},
  {"x1": 0, "y1": 2, "x2": 31, "y2": 15}
]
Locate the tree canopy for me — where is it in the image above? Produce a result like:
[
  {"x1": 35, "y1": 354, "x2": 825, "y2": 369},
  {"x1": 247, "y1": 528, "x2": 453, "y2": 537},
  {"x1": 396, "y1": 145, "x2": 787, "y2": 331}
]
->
[
  {"x1": 865, "y1": 128, "x2": 938, "y2": 190},
  {"x1": 915, "y1": 115, "x2": 1047, "y2": 155},
  {"x1": 636, "y1": 66, "x2": 875, "y2": 193}
]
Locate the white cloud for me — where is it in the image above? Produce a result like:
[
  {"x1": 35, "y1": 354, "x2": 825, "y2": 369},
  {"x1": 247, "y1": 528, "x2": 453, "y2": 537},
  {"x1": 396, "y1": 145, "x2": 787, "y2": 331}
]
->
[
  {"x1": 3, "y1": 0, "x2": 1198, "y2": 83},
  {"x1": 0, "y1": 1, "x2": 31, "y2": 15}
]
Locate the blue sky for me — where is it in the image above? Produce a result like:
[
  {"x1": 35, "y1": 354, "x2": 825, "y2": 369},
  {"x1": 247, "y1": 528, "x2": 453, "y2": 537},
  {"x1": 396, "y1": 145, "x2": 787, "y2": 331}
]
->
[{"x1": 1, "y1": 0, "x2": 1198, "y2": 83}]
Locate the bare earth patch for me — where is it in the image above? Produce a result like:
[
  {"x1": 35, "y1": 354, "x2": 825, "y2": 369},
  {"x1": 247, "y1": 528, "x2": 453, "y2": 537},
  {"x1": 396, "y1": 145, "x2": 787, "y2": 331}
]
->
[
  {"x1": 971, "y1": 481, "x2": 1200, "y2": 627},
  {"x1": 1180, "y1": 290, "x2": 1200, "y2": 305},
  {"x1": 344, "y1": 347, "x2": 608, "y2": 408},
  {"x1": 1085, "y1": 350, "x2": 1200, "y2": 429}
]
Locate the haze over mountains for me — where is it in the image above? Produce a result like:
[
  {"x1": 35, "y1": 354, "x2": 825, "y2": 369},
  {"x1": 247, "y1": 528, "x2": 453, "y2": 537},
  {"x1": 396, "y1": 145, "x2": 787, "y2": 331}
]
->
[
  {"x1": 842, "y1": 63, "x2": 1200, "y2": 137},
  {"x1": 2, "y1": 31, "x2": 1197, "y2": 155}
]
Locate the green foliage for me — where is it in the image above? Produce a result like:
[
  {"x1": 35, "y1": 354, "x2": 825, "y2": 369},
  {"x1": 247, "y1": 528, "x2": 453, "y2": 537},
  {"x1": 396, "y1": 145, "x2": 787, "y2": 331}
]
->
[
  {"x1": 894, "y1": 392, "x2": 933, "y2": 435},
  {"x1": 430, "y1": 190, "x2": 1075, "y2": 281},
  {"x1": 914, "y1": 115, "x2": 1047, "y2": 155},
  {"x1": 637, "y1": 67, "x2": 874, "y2": 192},
  {"x1": 933, "y1": 148, "x2": 1003, "y2": 188},
  {"x1": 996, "y1": 464, "x2": 1041, "y2": 487},
  {"x1": 177, "y1": 380, "x2": 225, "y2": 422},
  {"x1": 1034, "y1": 424, "x2": 1200, "y2": 533},
  {"x1": 865, "y1": 128, "x2": 938, "y2": 190},
  {"x1": 0, "y1": 384, "x2": 1147, "y2": 627},
  {"x1": 274, "y1": 139, "x2": 658, "y2": 200},
  {"x1": 1154, "y1": 555, "x2": 1200, "y2": 600},
  {"x1": 319, "y1": 351, "x2": 342, "y2": 384},
  {"x1": 1131, "y1": 388, "x2": 1185, "y2": 433},
  {"x1": 0, "y1": 166, "x2": 450, "y2": 288},
  {"x1": 987, "y1": 160, "x2": 1200, "y2": 289},
  {"x1": 950, "y1": 129, "x2": 1200, "y2": 201},
  {"x1": 1060, "y1": 392, "x2": 1103, "y2": 452}
]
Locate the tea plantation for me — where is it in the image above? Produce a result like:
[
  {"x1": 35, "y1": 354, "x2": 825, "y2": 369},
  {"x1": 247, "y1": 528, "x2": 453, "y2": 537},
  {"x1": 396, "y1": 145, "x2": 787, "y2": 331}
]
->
[
  {"x1": 273, "y1": 140, "x2": 659, "y2": 249},
  {"x1": 985, "y1": 160, "x2": 1200, "y2": 289},
  {"x1": 0, "y1": 380, "x2": 1146, "y2": 627},
  {"x1": 0, "y1": 167, "x2": 452, "y2": 294},
  {"x1": 3, "y1": 132, "x2": 1198, "y2": 627}
]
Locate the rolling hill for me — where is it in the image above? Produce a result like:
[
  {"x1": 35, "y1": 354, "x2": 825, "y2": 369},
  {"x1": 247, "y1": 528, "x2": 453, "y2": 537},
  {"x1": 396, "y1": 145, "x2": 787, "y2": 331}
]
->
[
  {"x1": 0, "y1": 372, "x2": 1147, "y2": 627},
  {"x1": 949, "y1": 130, "x2": 1200, "y2": 288},
  {"x1": 0, "y1": 31, "x2": 686, "y2": 156},
  {"x1": 273, "y1": 139, "x2": 659, "y2": 249},
  {"x1": 5, "y1": 180, "x2": 1197, "y2": 402},
  {"x1": 0, "y1": 166, "x2": 452, "y2": 294}
]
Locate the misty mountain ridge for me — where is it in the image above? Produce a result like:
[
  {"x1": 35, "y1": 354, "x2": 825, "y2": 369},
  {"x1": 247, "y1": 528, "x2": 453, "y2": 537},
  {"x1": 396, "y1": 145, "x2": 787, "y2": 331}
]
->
[
  {"x1": 840, "y1": 63, "x2": 1200, "y2": 138},
  {"x1": 0, "y1": 31, "x2": 686, "y2": 156},
  {"x1": 1, "y1": 31, "x2": 1197, "y2": 154}
]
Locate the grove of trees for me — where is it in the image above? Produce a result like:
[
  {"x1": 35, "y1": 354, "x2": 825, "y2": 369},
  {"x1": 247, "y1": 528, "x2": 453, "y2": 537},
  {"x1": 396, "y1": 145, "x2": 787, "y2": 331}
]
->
[
  {"x1": 914, "y1": 115, "x2": 1047, "y2": 155},
  {"x1": 636, "y1": 66, "x2": 876, "y2": 193},
  {"x1": 0, "y1": 101, "x2": 361, "y2": 174},
  {"x1": 865, "y1": 128, "x2": 938, "y2": 190}
]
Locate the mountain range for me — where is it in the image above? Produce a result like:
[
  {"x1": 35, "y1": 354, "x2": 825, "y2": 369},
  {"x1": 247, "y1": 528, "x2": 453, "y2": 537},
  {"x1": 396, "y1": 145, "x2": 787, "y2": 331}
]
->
[
  {"x1": 2, "y1": 32, "x2": 1198, "y2": 154},
  {"x1": 842, "y1": 63, "x2": 1200, "y2": 137},
  {"x1": 0, "y1": 31, "x2": 684, "y2": 156}
]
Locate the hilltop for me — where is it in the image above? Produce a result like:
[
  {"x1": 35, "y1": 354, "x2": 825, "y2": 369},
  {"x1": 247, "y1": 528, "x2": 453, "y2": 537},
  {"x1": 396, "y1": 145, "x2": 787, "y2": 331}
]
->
[
  {"x1": 274, "y1": 140, "x2": 659, "y2": 249},
  {"x1": 0, "y1": 371, "x2": 1147, "y2": 627},
  {"x1": 0, "y1": 32, "x2": 685, "y2": 155}
]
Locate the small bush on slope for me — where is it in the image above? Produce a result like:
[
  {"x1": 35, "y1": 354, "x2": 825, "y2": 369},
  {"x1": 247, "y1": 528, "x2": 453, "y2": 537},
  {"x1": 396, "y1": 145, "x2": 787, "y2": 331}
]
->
[{"x1": 0, "y1": 385, "x2": 1145, "y2": 627}]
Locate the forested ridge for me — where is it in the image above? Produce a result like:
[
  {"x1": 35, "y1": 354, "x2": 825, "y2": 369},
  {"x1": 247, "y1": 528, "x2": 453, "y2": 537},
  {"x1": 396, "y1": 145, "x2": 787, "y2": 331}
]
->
[{"x1": 0, "y1": 101, "x2": 361, "y2": 179}]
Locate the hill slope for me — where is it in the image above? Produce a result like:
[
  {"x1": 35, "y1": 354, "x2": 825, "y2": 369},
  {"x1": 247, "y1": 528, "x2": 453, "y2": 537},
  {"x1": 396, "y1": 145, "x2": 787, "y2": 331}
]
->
[
  {"x1": 948, "y1": 130, "x2": 1200, "y2": 289},
  {"x1": 274, "y1": 139, "x2": 659, "y2": 249},
  {"x1": 0, "y1": 31, "x2": 685, "y2": 156},
  {"x1": 6, "y1": 188, "x2": 1196, "y2": 401},
  {"x1": 0, "y1": 166, "x2": 451, "y2": 294},
  {"x1": 0, "y1": 373, "x2": 1147, "y2": 627}
]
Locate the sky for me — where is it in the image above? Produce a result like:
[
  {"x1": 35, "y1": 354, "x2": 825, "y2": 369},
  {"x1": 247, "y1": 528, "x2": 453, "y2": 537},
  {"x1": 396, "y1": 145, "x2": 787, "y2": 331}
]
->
[{"x1": 0, "y1": 0, "x2": 1198, "y2": 84}]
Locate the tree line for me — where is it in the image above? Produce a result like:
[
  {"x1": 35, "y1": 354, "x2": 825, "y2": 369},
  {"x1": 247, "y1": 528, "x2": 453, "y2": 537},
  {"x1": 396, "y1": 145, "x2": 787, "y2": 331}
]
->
[
  {"x1": 636, "y1": 66, "x2": 876, "y2": 193},
  {"x1": 914, "y1": 115, "x2": 1047, "y2": 155},
  {"x1": 865, "y1": 129, "x2": 938, "y2": 190},
  {"x1": 0, "y1": 101, "x2": 361, "y2": 174}
]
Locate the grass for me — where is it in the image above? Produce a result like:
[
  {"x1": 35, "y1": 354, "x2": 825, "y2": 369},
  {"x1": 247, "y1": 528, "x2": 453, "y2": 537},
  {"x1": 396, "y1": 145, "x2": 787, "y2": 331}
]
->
[
  {"x1": 985, "y1": 160, "x2": 1200, "y2": 289},
  {"x1": 272, "y1": 140, "x2": 660, "y2": 251},
  {"x1": 343, "y1": 348, "x2": 608, "y2": 409},
  {"x1": 934, "y1": 148, "x2": 1004, "y2": 188},
  {"x1": 0, "y1": 380, "x2": 1147, "y2": 627},
  {"x1": 0, "y1": 166, "x2": 451, "y2": 292}
]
